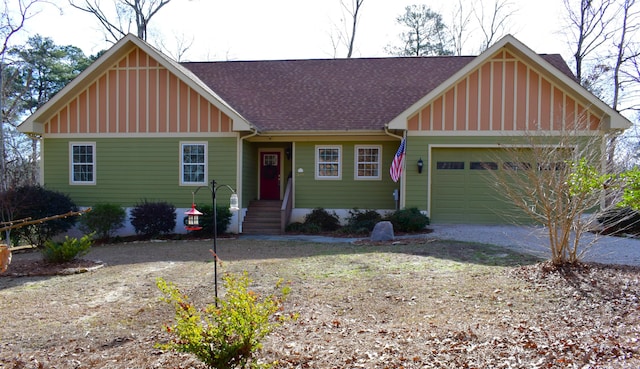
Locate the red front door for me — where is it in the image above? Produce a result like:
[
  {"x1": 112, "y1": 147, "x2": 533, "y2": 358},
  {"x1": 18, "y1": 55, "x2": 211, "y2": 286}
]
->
[{"x1": 260, "y1": 152, "x2": 280, "y2": 200}]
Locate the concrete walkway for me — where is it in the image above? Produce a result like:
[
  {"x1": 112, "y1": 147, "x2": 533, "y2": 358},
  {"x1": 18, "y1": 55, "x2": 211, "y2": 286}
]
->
[{"x1": 240, "y1": 224, "x2": 640, "y2": 266}]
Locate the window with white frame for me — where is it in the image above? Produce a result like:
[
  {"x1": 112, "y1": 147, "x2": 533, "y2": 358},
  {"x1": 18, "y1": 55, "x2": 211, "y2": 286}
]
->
[
  {"x1": 181, "y1": 142, "x2": 207, "y2": 185},
  {"x1": 70, "y1": 142, "x2": 96, "y2": 185},
  {"x1": 355, "y1": 145, "x2": 381, "y2": 180},
  {"x1": 316, "y1": 145, "x2": 341, "y2": 179}
]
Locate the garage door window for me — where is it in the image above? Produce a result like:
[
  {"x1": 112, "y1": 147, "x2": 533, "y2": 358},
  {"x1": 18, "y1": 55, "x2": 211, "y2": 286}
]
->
[
  {"x1": 470, "y1": 162, "x2": 498, "y2": 170},
  {"x1": 437, "y1": 161, "x2": 465, "y2": 170},
  {"x1": 503, "y1": 162, "x2": 531, "y2": 171}
]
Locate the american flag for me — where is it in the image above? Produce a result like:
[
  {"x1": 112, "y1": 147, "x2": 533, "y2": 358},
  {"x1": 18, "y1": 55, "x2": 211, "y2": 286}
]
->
[{"x1": 390, "y1": 137, "x2": 406, "y2": 182}]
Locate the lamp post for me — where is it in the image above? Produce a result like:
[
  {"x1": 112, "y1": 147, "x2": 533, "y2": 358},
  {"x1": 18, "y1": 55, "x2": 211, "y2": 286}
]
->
[{"x1": 185, "y1": 179, "x2": 239, "y2": 305}]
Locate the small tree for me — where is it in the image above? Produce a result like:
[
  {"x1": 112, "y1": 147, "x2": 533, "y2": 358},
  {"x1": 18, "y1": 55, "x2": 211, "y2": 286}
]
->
[
  {"x1": 157, "y1": 272, "x2": 291, "y2": 369},
  {"x1": 488, "y1": 128, "x2": 611, "y2": 265},
  {"x1": 386, "y1": 4, "x2": 453, "y2": 56}
]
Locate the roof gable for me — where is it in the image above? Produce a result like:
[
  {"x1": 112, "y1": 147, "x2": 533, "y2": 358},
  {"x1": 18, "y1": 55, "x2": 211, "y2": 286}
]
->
[
  {"x1": 388, "y1": 35, "x2": 631, "y2": 131},
  {"x1": 18, "y1": 34, "x2": 251, "y2": 135}
]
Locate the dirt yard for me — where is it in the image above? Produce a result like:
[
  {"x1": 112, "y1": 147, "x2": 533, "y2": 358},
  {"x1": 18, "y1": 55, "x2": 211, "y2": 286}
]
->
[{"x1": 1, "y1": 237, "x2": 639, "y2": 368}]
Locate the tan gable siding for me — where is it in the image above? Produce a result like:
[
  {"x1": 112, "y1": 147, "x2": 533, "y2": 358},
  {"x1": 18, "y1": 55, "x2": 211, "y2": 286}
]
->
[
  {"x1": 44, "y1": 46, "x2": 232, "y2": 135},
  {"x1": 409, "y1": 50, "x2": 601, "y2": 132}
]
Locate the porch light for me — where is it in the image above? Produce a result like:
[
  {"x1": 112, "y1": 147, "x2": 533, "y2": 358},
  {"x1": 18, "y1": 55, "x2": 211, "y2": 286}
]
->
[{"x1": 417, "y1": 158, "x2": 424, "y2": 174}]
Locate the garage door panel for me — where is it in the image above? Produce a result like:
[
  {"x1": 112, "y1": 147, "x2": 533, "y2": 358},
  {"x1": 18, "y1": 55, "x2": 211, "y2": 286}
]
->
[{"x1": 431, "y1": 148, "x2": 527, "y2": 224}]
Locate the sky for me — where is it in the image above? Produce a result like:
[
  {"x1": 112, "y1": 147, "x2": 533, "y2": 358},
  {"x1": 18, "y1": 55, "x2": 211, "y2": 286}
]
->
[{"x1": 17, "y1": 0, "x2": 570, "y2": 62}]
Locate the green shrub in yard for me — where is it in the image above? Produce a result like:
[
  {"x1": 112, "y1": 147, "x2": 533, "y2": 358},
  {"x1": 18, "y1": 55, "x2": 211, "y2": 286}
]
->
[
  {"x1": 3, "y1": 185, "x2": 78, "y2": 248},
  {"x1": 157, "y1": 272, "x2": 292, "y2": 369},
  {"x1": 79, "y1": 203, "x2": 126, "y2": 240},
  {"x1": 303, "y1": 208, "x2": 340, "y2": 231},
  {"x1": 285, "y1": 222, "x2": 321, "y2": 234},
  {"x1": 385, "y1": 207, "x2": 430, "y2": 232},
  {"x1": 344, "y1": 208, "x2": 382, "y2": 234},
  {"x1": 42, "y1": 234, "x2": 94, "y2": 263},
  {"x1": 130, "y1": 200, "x2": 176, "y2": 237}
]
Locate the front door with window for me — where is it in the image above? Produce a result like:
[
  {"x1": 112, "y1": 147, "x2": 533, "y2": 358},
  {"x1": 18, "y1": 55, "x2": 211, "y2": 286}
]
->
[{"x1": 260, "y1": 152, "x2": 280, "y2": 200}]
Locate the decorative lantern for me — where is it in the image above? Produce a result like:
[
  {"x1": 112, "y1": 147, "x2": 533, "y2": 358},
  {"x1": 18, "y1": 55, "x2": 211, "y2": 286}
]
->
[
  {"x1": 417, "y1": 158, "x2": 424, "y2": 174},
  {"x1": 184, "y1": 203, "x2": 203, "y2": 231}
]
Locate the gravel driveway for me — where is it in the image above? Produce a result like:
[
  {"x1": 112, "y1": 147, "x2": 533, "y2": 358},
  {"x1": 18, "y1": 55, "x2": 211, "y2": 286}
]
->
[{"x1": 427, "y1": 224, "x2": 640, "y2": 266}]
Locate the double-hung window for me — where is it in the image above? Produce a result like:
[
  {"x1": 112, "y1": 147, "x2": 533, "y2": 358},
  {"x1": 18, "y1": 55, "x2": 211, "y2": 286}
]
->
[
  {"x1": 316, "y1": 145, "x2": 341, "y2": 180},
  {"x1": 181, "y1": 142, "x2": 207, "y2": 185},
  {"x1": 355, "y1": 145, "x2": 381, "y2": 180},
  {"x1": 70, "y1": 142, "x2": 96, "y2": 185}
]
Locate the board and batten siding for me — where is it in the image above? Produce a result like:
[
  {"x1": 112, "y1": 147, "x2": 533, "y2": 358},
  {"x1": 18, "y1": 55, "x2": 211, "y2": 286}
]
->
[
  {"x1": 407, "y1": 50, "x2": 602, "y2": 133},
  {"x1": 44, "y1": 46, "x2": 233, "y2": 135},
  {"x1": 293, "y1": 141, "x2": 400, "y2": 210},
  {"x1": 43, "y1": 138, "x2": 237, "y2": 208}
]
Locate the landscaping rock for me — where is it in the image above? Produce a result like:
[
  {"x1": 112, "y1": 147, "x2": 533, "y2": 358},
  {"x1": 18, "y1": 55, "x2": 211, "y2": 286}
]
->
[{"x1": 371, "y1": 221, "x2": 394, "y2": 241}]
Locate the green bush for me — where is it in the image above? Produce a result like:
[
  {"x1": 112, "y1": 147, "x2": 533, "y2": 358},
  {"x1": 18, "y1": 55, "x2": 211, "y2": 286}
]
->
[
  {"x1": 79, "y1": 203, "x2": 126, "y2": 240},
  {"x1": 41, "y1": 234, "x2": 93, "y2": 263},
  {"x1": 2, "y1": 185, "x2": 78, "y2": 248},
  {"x1": 303, "y1": 208, "x2": 340, "y2": 231},
  {"x1": 385, "y1": 207, "x2": 430, "y2": 232},
  {"x1": 157, "y1": 272, "x2": 292, "y2": 369},
  {"x1": 130, "y1": 200, "x2": 176, "y2": 237},
  {"x1": 344, "y1": 208, "x2": 382, "y2": 234},
  {"x1": 184, "y1": 204, "x2": 233, "y2": 235}
]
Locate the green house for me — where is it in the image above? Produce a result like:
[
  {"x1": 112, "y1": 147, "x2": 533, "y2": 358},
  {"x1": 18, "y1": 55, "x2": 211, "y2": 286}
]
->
[{"x1": 18, "y1": 34, "x2": 631, "y2": 235}]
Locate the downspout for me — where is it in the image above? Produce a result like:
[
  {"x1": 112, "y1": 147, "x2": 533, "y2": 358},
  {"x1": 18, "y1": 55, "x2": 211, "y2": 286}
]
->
[{"x1": 384, "y1": 124, "x2": 406, "y2": 210}]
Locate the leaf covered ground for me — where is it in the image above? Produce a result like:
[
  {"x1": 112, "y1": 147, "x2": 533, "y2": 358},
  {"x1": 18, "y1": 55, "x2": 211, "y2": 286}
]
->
[{"x1": 1, "y1": 237, "x2": 638, "y2": 368}]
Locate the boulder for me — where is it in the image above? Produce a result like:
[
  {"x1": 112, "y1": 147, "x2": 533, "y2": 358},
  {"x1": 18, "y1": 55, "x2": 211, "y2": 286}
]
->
[{"x1": 370, "y1": 221, "x2": 394, "y2": 241}]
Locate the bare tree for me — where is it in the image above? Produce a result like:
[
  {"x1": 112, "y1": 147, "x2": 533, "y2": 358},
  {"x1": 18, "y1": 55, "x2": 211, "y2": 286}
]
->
[
  {"x1": 69, "y1": 0, "x2": 173, "y2": 42},
  {"x1": 487, "y1": 125, "x2": 611, "y2": 265},
  {"x1": 472, "y1": 0, "x2": 515, "y2": 51},
  {"x1": 448, "y1": 0, "x2": 473, "y2": 56},
  {"x1": 562, "y1": 0, "x2": 615, "y2": 84},
  {"x1": 446, "y1": 0, "x2": 514, "y2": 55},
  {"x1": 0, "y1": 0, "x2": 44, "y2": 193},
  {"x1": 329, "y1": 0, "x2": 365, "y2": 58}
]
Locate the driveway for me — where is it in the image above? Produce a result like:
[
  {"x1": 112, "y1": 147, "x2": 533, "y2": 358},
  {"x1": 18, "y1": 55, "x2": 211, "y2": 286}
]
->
[{"x1": 427, "y1": 224, "x2": 640, "y2": 266}]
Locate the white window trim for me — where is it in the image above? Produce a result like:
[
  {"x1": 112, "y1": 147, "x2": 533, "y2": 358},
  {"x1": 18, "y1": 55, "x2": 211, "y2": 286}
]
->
[
  {"x1": 354, "y1": 145, "x2": 382, "y2": 180},
  {"x1": 69, "y1": 142, "x2": 96, "y2": 185},
  {"x1": 180, "y1": 141, "x2": 208, "y2": 186},
  {"x1": 315, "y1": 145, "x2": 342, "y2": 180}
]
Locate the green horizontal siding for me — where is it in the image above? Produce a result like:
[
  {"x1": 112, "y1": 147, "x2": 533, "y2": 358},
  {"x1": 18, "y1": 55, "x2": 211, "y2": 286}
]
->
[
  {"x1": 43, "y1": 137, "x2": 237, "y2": 208},
  {"x1": 293, "y1": 141, "x2": 399, "y2": 210}
]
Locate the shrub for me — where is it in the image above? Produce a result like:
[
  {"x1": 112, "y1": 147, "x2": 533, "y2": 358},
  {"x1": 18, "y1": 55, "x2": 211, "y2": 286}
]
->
[
  {"x1": 385, "y1": 207, "x2": 430, "y2": 232},
  {"x1": 285, "y1": 221, "x2": 321, "y2": 234},
  {"x1": 41, "y1": 234, "x2": 93, "y2": 263},
  {"x1": 344, "y1": 208, "x2": 382, "y2": 234},
  {"x1": 79, "y1": 203, "x2": 126, "y2": 240},
  {"x1": 130, "y1": 200, "x2": 176, "y2": 237},
  {"x1": 184, "y1": 204, "x2": 233, "y2": 236},
  {"x1": 157, "y1": 272, "x2": 292, "y2": 369},
  {"x1": 303, "y1": 208, "x2": 340, "y2": 231},
  {"x1": 3, "y1": 185, "x2": 78, "y2": 248}
]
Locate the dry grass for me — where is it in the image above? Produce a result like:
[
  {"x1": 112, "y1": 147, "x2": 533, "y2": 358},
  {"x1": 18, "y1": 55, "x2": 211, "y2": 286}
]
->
[{"x1": 1, "y1": 237, "x2": 638, "y2": 368}]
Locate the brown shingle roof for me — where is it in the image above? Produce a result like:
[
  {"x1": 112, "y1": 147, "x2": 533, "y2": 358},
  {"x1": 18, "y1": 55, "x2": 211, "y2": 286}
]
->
[{"x1": 182, "y1": 55, "x2": 574, "y2": 132}]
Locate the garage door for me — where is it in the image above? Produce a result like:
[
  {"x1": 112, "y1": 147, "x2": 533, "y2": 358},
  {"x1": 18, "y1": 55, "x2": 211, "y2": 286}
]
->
[{"x1": 430, "y1": 148, "x2": 527, "y2": 224}]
